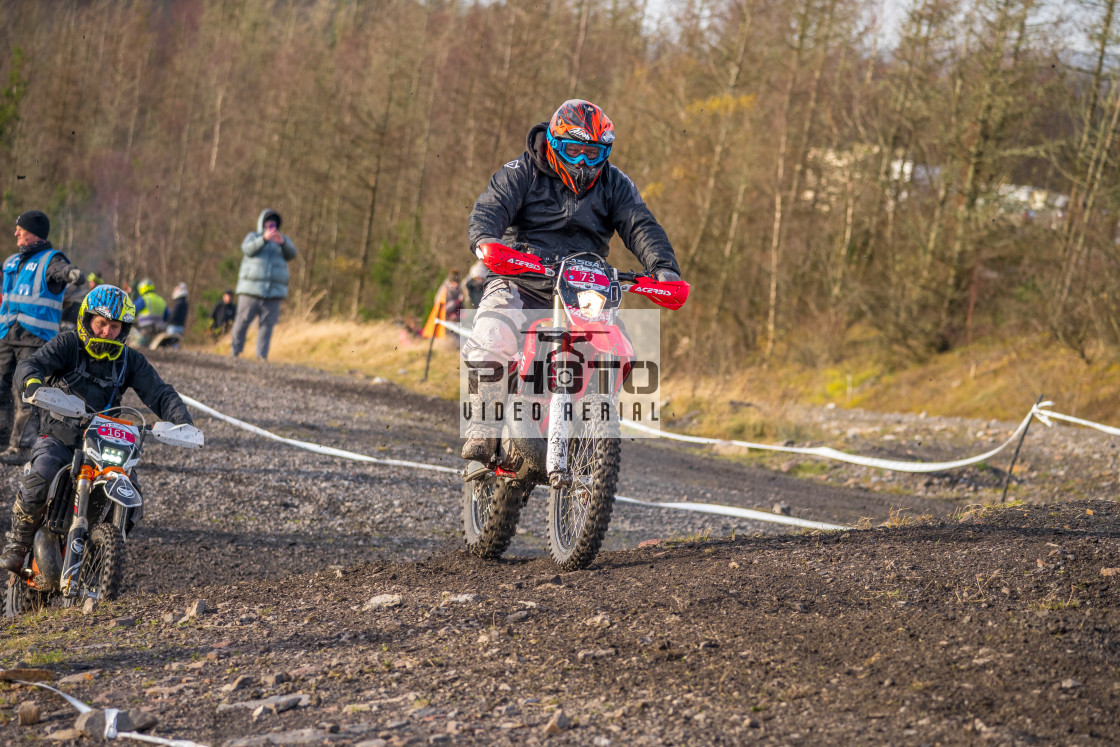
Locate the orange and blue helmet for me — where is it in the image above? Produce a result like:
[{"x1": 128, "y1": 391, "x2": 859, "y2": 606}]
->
[
  {"x1": 545, "y1": 99, "x2": 615, "y2": 196},
  {"x1": 77, "y1": 284, "x2": 136, "y2": 360}
]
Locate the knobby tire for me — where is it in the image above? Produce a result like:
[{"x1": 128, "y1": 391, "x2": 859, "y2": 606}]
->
[
  {"x1": 462, "y1": 474, "x2": 528, "y2": 560},
  {"x1": 4, "y1": 570, "x2": 46, "y2": 617},
  {"x1": 64, "y1": 523, "x2": 124, "y2": 607},
  {"x1": 547, "y1": 412, "x2": 620, "y2": 571}
]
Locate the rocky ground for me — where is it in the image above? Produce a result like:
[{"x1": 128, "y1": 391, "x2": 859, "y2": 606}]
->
[{"x1": 1, "y1": 350, "x2": 1119, "y2": 745}]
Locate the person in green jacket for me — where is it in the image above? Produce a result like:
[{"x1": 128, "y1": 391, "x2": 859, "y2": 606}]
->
[
  {"x1": 231, "y1": 209, "x2": 298, "y2": 361},
  {"x1": 133, "y1": 278, "x2": 168, "y2": 347}
]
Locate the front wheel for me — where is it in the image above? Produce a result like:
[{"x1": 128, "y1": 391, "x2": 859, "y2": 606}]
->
[
  {"x1": 547, "y1": 415, "x2": 620, "y2": 570},
  {"x1": 63, "y1": 523, "x2": 124, "y2": 607},
  {"x1": 462, "y1": 474, "x2": 530, "y2": 560}
]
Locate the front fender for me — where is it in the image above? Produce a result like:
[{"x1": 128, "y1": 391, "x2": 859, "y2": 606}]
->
[{"x1": 94, "y1": 472, "x2": 143, "y2": 509}]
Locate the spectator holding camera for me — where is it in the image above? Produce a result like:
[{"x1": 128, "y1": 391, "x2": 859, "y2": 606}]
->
[{"x1": 231, "y1": 209, "x2": 297, "y2": 361}]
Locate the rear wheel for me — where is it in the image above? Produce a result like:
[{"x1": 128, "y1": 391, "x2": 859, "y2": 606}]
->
[
  {"x1": 547, "y1": 411, "x2": 620, "y2": 571},
  {"x1": 462, "y1": 474, "x2": 530, "y2": 560},
  {"x1": 5, "y1": 572, "x2": 47, "y2": 617},
  {"x1": 63, "y1": 524, "x2": 124, "y2": 607}
]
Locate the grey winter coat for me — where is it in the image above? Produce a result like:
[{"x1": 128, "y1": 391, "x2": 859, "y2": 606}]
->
[
  {"x1": 468, "y1": 122, "x2": 679, "y2": 296},
  {"x1": 236, "y1": 209, "x2": 298, "y2": 299}
]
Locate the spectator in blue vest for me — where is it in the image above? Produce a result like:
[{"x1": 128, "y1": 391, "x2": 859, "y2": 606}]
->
[{"x1": 0, "y1": 211, "x2": 84, "y2": 461}]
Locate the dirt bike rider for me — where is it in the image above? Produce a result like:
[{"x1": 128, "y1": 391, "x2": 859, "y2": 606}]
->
[
  {"x1": 133, "y1": 278, "x2": 168, "y2": 347},
  {"x1": 0, "y1": 284, "x2": 194, "y2": 573},
  {"x1": 462, "y1": 99, "x2": 681, "y2": 463}
]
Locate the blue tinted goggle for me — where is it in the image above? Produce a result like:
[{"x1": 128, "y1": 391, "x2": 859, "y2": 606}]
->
[{"x1": 547, "y1": 131, "x2": 611, "y2": 167}]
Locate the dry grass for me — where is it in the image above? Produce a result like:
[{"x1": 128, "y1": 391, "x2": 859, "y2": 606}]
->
[
  {"x1": 854, "y1": 506, "x2": 935, "y2": 530},
  {"x1": 664, "y1": 330, "x2": 1120, "y2": 425},
  {"x1": 202, "y1": 319, "x2": 461, "y2": 401}
]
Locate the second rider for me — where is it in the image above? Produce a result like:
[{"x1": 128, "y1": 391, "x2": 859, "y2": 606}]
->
[{"x1": 0, "y1": 285, "x2": 194, "y2": 573}]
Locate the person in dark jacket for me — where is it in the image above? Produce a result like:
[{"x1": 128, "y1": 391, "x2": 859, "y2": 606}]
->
[
  {"x1": 461, "y1": 99, "x2": 682, "y2": 462},
  {"x1": 0, "y1": 284, "x2": 194, "y2": 572},
  {"x1": 231, "y1": 209, "x2": 297, "y2": 360},
  {"x1": 209, "y1": 289, "x2": 236, "y2": 337},
  {"x1": 167, "y1": 282, "x2": 190, "y2": 338},
  {"x1": 0, "y1": 211, "x2": 85, "y2": 460}
]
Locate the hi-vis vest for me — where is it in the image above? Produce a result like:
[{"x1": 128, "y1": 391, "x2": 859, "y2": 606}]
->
[
  {"x1": 0, "y1": 248, "x2": 66, "y2": 342},
  {"x1": 137, "y1": 292, "x2": 167, "y2": 326}
]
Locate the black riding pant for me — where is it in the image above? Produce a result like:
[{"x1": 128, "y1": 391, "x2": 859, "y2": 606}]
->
[{"x1": 12, "y1": 436, "x2": 72, "y2": 524}]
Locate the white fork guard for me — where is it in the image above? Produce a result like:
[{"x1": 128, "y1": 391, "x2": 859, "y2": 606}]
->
[{"x1": 547, "y1": 392, "x2": 571, "y2": 476}]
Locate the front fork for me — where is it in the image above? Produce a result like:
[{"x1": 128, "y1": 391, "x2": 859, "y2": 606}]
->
[
  {"x1": 546, "y1": 293, "x2": 571, "y2": 489},
  {"x1": 60, "y1": 465, "x2": 91, "y2": 598}
]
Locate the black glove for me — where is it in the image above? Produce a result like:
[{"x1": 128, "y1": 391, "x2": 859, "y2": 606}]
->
[
  {"x1": 67, "y1": 267, "x2": 83, "y2": 284},
  {"x1": 655, "y1": 269, "x2": 682, "y2": 283},
  {"x1": 23, "y1": 379, "x2": 41, "y2": 400}
]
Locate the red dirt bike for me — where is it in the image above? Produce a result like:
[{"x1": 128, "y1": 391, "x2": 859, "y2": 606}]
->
[{"x1": 462, "y1": 244, "x2": 688, "y2": 570}]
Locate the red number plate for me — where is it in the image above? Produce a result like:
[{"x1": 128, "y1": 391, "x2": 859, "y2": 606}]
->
[
  {"x1": 97, "y1": 424, "x2": 136, "y2": 444},
  {"x1": 564, "y1": 270, "x2": 609, "y2": 287}
]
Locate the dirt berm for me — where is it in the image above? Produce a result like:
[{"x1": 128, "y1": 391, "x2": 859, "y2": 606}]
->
[{"x1": 1, "y1": 352, "x2": 1118, "y2": 745}]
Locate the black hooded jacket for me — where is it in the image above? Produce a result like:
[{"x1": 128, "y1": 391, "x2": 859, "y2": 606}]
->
[
  {"x1": 468, "y1": 122, "x2": 679, "y2": 296},
  {"x1": 15, "y1": 332, "x2": 193, "y2": 447}
]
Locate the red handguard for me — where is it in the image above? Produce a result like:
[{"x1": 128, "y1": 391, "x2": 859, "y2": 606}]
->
[
  {"x1": 478, "y1": 242, "x2": 551, "y2": 277},
  {"x1": 625, "y1": 277, "x2": 690, "y2": 311}
]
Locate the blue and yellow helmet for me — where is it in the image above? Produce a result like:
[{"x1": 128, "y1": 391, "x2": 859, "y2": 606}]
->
[{"x1": 77, "y1": 285, "x2": 136, "y2": 360}]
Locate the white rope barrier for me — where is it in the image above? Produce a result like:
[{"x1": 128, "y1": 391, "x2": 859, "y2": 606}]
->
[
  {"x1": 621, "y1": 405, "x2": 1046, "y2": 473},
  {"x1": 180, "y1": 395, "x2": 849, "y2": 530},
  {"x1": 613, "y1": 496, "x2": 847, "y2": 531},
  {"x1": 1033, "y1": 407, "x2": 1120, "y2": 437},
  {"x1": 13, "y1": 680, "x2": 211, "y2": 747},
  {"x1": 179, "y1": 395, "x2": 461, "y2": 475},
  {"x1": 434, "y1": 317, "x2": 1043, "y2": 474},
  {"x1": 432, "y1": 317, "x2": 470, "y2": 338}
]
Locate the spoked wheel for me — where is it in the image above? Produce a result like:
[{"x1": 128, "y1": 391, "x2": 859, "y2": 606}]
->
[
  {"x1": 462, "y1": 473, "x2": 530, "y2": 560},
  {"x1": 547, "y1": 412, "x2": 620, "y2": 571},
  {"x1": 62, "y1": 524, "x2": 124, "y2": 608},
  {"x1": 5, "y1": 571, "x2": 47, "y2": 618}
]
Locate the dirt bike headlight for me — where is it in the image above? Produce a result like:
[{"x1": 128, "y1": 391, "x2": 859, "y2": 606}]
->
[
  {"x1": 577, "y1": 290, "x2": 607, "y2": 319},
  {"x1": 100, "y1": 446, "x2": 127, "y2": 466}
]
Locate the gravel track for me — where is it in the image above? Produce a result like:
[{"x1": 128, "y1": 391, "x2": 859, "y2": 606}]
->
[{"x1": 1, "y1": 351, "x2": 1118, "y2": 746}]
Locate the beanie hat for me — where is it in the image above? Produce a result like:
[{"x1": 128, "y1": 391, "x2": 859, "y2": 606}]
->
[{"x1": 15, "y1": 210, "x2": 50, "y2": 240}]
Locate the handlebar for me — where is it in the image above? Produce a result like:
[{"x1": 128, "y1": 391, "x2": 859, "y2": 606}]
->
[
  {"x1": 476, "y1": 242, "x2": 689, "y2": 310},
  {"x1": 24, "y1": 387, "x2": 204, "y2": 448}
]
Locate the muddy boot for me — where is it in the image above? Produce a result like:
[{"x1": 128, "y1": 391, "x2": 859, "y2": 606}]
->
[
  {"x1": 0, "y1": 514, "x2": 36, "y2": 574},
  {"x1": 461, "y1": 436, "x2": 500, "y2": 463},
  {"x1": 461, "y1": 384, "x2": 503, "y2": 463}
]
